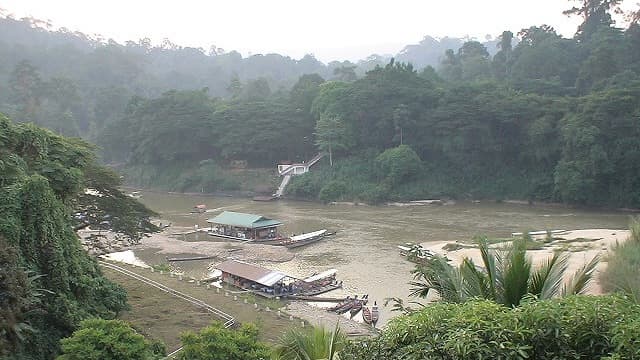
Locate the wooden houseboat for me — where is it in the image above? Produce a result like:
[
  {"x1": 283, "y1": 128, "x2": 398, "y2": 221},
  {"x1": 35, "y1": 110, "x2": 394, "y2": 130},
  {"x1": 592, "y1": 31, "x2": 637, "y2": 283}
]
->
[
  {"x1": 215, "y1": 260, "x2": 341, "y2": 298},
  {"x1": 207, "y1": 211, "x2": 327, "y2": 248},
  {"x1": 216, "y1": 259, "x2": 298, "y2": 297}
]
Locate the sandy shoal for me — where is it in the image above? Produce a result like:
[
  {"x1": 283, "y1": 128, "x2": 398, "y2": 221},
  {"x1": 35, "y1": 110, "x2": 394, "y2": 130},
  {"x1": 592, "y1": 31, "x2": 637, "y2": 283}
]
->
[
  {"x1": 421, "y1": 229, "x2": 630, "y2": 295},
  {"x1": 138, "y1": 229, "x2": 295, "y2": 263}
]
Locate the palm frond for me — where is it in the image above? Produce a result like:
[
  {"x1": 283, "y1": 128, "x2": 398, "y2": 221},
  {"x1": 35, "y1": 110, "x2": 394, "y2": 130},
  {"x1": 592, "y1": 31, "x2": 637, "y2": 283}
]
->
[
  {"x1": 562, "y1": 255, "x2": 599, "y2": 296},
  {"x1": 501, "y1": 239, "x2": 531, "y2": 307},
  {"x1": 528, "y1": 252, "x2": 568, "y2": 299},
  {"x1": 410, "y1": 257, "x2": 463, "y2": 302},
  {"x1": 460, "y1": 258, "x2": 492, "y2": 300},
  {"x1": 477, "y1": 236, "x2": 498, "y2": 300}
]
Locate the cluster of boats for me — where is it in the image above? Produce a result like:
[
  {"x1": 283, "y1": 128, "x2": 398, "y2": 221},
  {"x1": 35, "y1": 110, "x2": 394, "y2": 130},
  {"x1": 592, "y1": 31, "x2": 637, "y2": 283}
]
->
[
  {"x1": 397, "y1": 243, "x2": 437, "y2": 263},
  {"x1": 328, "y1": 295, "x2": 379, "y2": 325}
]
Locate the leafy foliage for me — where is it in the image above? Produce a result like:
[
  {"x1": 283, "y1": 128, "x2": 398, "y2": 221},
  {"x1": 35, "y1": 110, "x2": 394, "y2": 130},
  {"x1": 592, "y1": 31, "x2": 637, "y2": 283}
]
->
[
  {"x1": 273, "y1": 323, "x2": 345, "y2": 360},
  {"x1": 57, "y1": 318, "x2": 165, "y2": 360},
  {"x1": 0, "y1": 115, "x2": 160, "y2": 358},
  {"x1": 600, "y1": 216, "x2": 640, "y2": 301},
  {"x1": 410, "y1": 237, "x2": 598, "y2": 307},
  {"x1": 178, "y1": 322, "x2": 271, "y2": 360},
  {"x1": 343, "y1": 295, "x2": 640, "y2": 360}
]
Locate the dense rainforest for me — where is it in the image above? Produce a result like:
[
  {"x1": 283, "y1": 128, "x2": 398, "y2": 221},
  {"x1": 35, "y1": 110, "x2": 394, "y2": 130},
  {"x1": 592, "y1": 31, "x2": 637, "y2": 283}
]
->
[
  {"x1": 2, "y1": 1, "x2": 640, "y2": 209},
  {"x1": 0, "y1": 115, "x2": 157, "y2": 359}
]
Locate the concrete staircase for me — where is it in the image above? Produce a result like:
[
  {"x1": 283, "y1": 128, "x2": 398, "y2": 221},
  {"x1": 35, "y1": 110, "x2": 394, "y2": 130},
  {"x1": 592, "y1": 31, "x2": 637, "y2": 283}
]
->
[
  {"x1": 274, "y1": 174, "x2": 292, "y2": 197},
  {"x1": 274, "y1": 153, "x2": 324, "y2": 197}
]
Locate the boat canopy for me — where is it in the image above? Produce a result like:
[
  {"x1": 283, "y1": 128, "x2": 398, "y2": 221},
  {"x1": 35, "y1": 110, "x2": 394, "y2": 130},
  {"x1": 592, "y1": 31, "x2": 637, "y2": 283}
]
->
[
  {"x1": 303, "y1": 269, "x2": 337, "y2": 283},
  {"x1": 216, "y1": 259, "x2": 288, "y2": 287},
  {"x1": 207, "y1": 211, "x2": 282, "y2": 229}
]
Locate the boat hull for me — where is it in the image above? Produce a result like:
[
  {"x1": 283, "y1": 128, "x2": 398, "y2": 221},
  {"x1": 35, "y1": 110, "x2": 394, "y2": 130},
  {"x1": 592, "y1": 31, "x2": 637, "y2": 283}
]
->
[{"x1": 207, "y1": 230, "x2": 327, "y2": 248}]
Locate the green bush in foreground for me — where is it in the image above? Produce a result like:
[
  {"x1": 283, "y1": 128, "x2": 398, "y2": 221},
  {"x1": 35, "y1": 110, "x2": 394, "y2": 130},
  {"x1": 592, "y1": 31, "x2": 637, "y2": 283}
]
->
[
  {"x1": 600, "y1": 216, "x2": 640, "y2": 301},
  {"x1": 56, "y1": 318, "x2": 165, "y2": 360},
  {"x1": 179, "y1": 322, "x2": 271, "y2": 360},
  {"x1": 341, "y1": 295, "x2": 640, "y2": 360}
]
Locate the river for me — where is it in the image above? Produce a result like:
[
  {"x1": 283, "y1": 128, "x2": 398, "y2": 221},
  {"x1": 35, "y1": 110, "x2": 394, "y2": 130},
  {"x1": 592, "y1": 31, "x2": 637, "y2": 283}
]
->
[{"x1": 134, "y1": 192, "x2": 631, "y2": 325}]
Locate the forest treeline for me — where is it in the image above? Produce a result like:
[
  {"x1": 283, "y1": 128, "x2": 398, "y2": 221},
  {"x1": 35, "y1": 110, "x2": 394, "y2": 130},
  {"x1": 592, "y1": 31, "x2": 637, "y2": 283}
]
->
[
  {"x1": 0, "y1": 114, "x2": 159, "y2": 359},
  {"x1": 0, "y1": 12, "x2": 490, "y2": 139},
  {"x1": 2, "y1": 2, "x2": 640, "y2": 208}
]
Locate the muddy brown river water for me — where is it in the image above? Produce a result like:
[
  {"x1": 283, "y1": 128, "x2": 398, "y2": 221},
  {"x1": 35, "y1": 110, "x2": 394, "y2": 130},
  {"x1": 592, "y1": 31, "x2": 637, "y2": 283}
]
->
[{"x1": 134, "y1": 191, "x2": 631, "y2": 325}]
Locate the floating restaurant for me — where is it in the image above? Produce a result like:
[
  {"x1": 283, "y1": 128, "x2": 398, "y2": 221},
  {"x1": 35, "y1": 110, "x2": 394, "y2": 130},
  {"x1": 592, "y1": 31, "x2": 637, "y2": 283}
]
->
[
  {"x1": 207, "y1": 211, "x2": 284, "y2": 241},
  {"x1": 215, "y1": 259, "x2": 342, "y2": 298},
  {"x1": 216, "y1": 259, "x2": 299, "y2": 297},
  {"x1": 207, "y1": 211, "x2": 329, "y2": 248}
]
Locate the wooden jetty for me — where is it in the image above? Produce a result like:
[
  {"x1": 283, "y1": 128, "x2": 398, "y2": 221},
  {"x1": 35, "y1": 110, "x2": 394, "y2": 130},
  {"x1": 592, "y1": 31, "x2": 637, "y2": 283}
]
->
[{"x1": 166, "y1": 255, "x2": 217, "y2": 262}]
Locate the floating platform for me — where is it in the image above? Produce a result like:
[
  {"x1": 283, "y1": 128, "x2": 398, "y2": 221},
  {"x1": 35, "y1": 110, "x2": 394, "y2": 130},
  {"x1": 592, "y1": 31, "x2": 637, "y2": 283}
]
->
[
  {"x1": 166, "y1": 255, "x2": 217, "y2": 262},
  {"x1": 511, "y1": 230, "x2": 567, "y2": 237},
  {"x1": 253, "y1": 195, "x2": 277, "y2": 201}
]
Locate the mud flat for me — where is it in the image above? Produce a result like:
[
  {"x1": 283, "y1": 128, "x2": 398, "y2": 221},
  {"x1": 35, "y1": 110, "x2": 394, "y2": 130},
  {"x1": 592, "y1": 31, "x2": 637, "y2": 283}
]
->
[{"x1": 138, "y1": 229, "x2": 295, "y2": 263}]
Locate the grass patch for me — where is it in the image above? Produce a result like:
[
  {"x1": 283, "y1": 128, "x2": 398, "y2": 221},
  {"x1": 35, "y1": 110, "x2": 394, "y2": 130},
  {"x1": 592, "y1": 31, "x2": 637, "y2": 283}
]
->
[
  {"x1": 103, "y1": 264, "x2": 301, "y2": 350},
  {"x1": 600, "y1": 216, "x2": 640, "y2": 302}
]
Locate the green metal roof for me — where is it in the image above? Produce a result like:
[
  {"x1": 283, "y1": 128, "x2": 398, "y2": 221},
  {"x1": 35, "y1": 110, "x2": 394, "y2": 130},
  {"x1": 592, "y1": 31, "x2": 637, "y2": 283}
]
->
[{"x1": 207, "y1": 211, "x2": 282, "y2": 229}]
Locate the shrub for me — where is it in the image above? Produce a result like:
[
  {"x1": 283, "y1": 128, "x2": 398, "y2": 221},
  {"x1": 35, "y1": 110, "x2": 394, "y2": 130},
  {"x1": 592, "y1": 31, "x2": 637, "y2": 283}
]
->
[
  {"x1": 318, "y1": 180, "x2": 348, "y2": 202},
  {"x1": 57, "y1": 318, "x2": 165, "y2": 360},
  {"x1": 375, "y1": 145, "x2": 421, "y2": 185},
  {"x1": 600, "y1": 216, "x2": 640, "y2": 301},
  {"x1": 342, "y1": 295, "x2": 640, "y2": 360}
]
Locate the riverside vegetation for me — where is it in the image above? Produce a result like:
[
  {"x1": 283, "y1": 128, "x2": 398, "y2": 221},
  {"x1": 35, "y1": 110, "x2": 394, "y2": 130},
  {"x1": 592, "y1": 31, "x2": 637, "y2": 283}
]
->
[
  {"x1": 2, "y1": 1, "x2": 640, "y2": 207},
  {"x1": 3, "y1": 1, "x2": 640, "y2": 359},
  {"x1": 2, "y1": 113, "x2": 640, "y2": 359}
]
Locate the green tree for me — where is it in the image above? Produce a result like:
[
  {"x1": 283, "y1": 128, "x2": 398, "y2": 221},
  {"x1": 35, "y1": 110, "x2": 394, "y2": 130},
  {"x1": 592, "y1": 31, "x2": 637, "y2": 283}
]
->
[
  {"x1": 375, "y1": 145, "x2": 421, "y2": 186},
  {"x1": 315, "y1": 113, "x2": 352, "y2": 166},
  {"x1": 0, "y1": 115, "x2": 158, "y2": 358},
  {"x1": 564, "y1": 0, "x2": 621, "y2": 41},
  {"x1": 8, "y1": 60, "x2": 43, "y2": 122},
  {"x1": 273, "y1": 324, "x2": 345, "y2": 360},
  {"x1": 0, "y1": 236, "x2": 45, "y2": 356},
  {"x1": 178, "y1": 322, "x2": 271, "y2": 360},
  {"x1": 57, "y1": 319, "x2": 165, "y2": 360},
  {"x1": 332, "y1": 65, "x2": 357, "y2": 82}
]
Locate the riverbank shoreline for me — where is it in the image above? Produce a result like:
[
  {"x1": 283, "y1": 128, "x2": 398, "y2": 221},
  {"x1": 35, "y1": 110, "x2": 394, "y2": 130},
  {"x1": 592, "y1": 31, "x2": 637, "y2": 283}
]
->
[
  {"x1": 421, "y1": 228, "x2": 631, "y2": 295},
  {"x1": 122, "y1": 186, "x2": 640, "y2": 213}
]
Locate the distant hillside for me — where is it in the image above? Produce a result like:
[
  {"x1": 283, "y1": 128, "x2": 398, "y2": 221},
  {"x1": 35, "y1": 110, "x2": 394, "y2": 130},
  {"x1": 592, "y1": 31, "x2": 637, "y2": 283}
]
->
[
  {"x1": 396, "y1": 35, "x2": 501, "y2": 69},
  {"x1": 0, "y1": 14, "x2": 504, "y2": 141}
]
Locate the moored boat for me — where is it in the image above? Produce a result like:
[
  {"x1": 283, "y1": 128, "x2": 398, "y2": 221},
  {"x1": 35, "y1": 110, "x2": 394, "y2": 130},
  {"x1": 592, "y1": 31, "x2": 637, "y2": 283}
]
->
[
  {"x1": 350, "y1": 301, "x2": 363, "y2": 318},
  {"x1": 398, "y1": 243, "x2": 437, "y2": 263},
  {"x1": 207, "y1": 211, "x2": 328, "y2": 248},
  {"x1": 362, "y1": 306, "x2": 372, "y2": 324},
  {"x1": 371, "y1": 302, "x2": 379, "y2": 325}
]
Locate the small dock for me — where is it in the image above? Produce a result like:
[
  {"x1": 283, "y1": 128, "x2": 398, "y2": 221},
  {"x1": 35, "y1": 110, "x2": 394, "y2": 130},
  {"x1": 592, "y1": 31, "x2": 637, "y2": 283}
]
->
[
  {"x1": 253, "y1": 195, "x2": 276, "y2": 201},
  {"x1": 166, "y1": 255, "x2": 218, "y2": 262},
  {"x1": 288, "y1": 295, "x2": 347, "y2": 302}
]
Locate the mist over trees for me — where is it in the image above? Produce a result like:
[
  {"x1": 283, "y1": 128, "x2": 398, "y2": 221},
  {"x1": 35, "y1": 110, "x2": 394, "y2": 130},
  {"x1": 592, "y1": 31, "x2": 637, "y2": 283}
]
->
[{"x1": 2, "y1": 1, "x2": 640, "y2": 208}]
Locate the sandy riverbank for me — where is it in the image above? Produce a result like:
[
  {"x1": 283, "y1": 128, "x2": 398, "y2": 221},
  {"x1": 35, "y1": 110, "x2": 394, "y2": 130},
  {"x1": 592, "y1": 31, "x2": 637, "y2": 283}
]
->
[
  {"x1": 421, "y1": 228, "x2": 630, "y2": 294},
  {"x1": 137, "y1": 227, "x2": 295, "y2": 263}
]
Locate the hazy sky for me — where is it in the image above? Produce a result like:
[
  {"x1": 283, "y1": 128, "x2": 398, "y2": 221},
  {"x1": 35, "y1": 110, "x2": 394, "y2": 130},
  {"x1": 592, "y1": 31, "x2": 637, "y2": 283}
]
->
[{"x1": 0, "y1": 0, "x2": 599, "y2": 62}]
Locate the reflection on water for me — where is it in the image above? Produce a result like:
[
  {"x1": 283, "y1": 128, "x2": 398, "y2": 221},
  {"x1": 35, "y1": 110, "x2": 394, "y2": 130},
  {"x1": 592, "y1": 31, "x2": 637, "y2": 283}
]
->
[{"x1": 134, "y1": 192, "x2": 631, "y2": 325}]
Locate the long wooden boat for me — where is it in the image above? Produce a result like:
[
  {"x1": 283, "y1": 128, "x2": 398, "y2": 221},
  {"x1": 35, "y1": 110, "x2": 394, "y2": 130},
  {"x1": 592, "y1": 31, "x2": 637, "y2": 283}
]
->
[
  {"x1": 334, "y1": 301, "x2": 356, "y2": 314},
  {"x1": 349, "y1": 301, "x2": 363, "y2": 318},
  {"x1": 371, "y1": 302, "x2": 379, "y2": 325},
  {"x1": 362, "y1": 306, "x2": 372, "y2": 324},
  {"x1": 209, "y1": 228, "x2": 327, "y2": 248}
]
